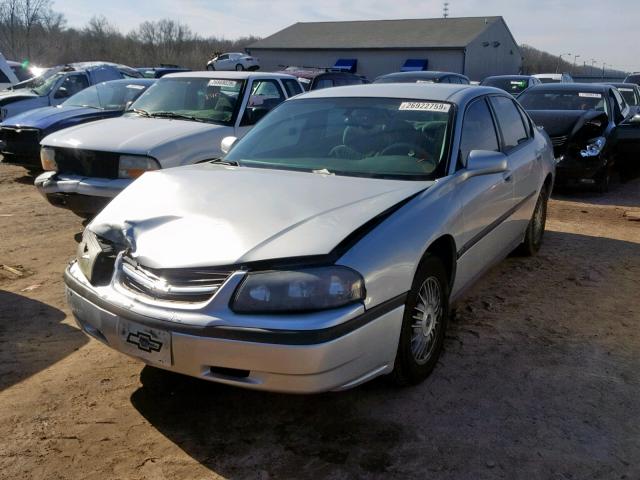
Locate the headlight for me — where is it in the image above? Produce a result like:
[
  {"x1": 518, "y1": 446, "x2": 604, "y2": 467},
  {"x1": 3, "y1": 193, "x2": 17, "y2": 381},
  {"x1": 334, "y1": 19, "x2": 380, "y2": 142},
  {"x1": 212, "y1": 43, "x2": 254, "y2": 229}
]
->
[
  {"x1": 118, "y1": 155, "x2": 160, "y2": 179},
  {"x1": 40, "y1": 147, "x2": 57, "y2": 171},
  {"x1": 231, "y1": 266, "x2": 365, "y2": 313},
  {"x1": 580, "y1": 137, "x2": 605, "y2": 158}
]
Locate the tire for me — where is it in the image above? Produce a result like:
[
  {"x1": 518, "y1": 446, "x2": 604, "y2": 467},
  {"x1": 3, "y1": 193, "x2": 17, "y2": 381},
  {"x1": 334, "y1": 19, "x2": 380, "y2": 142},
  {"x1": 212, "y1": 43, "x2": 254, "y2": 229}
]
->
[
  {"x1": 391, "y1": 255, "x2": 449, "y2": 386},
  {"x1": 516, "y1": 185, "x2": 548, "y2": 256},
  {"x1": 207, "y1": 64, "x2": 215, "y2": 71},
  {"x1": 235, "y1": 64, "x2": 244, "y2": 71}
]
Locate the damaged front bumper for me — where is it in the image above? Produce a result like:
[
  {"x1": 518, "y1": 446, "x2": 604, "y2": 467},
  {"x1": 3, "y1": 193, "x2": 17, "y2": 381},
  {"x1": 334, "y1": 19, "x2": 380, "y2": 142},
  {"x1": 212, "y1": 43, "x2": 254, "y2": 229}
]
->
[
  {"x1": 64, "y1": 261, "x2": 405, "y2": 393},
  {"x1": 554, "y1": 154, "x2": 610, "y2": 186},
  {"x1": 34, "y1": 172, "x2": 132, "y2": 216}
]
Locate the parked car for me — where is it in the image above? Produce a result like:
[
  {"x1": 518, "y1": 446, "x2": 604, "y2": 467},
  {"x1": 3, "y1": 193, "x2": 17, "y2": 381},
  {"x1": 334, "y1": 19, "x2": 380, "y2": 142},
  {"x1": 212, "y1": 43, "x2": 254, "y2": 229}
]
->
[
  {"x1": 63, "y1": 83, "x2": 554, "y2": 393},
  {"x1": 519, "y1": 83, "x2": 640, "y2": 191},
  {"x1": 480, "y1": 75, "x2": 541, "y2": 95},
  {"x1": 532, "y1": 73, "x2": 573, "y2": 84},
  {"x1": 0, "y1": 62, "x2": 142, "y2": 122},
  {"x1": 0, "y1": 79, "x2": 155, "y2": 174},
  {"x1": 35, "y1": 72, "x2": 303, "y2": 216},
  {"x1": 374, "y1": 71, "x2": 471, "y2": 85},
  {"x1": 607, "y1": 83, "x2": 640, "y2": 107},
  {"x1": 0, "y1": 54, "x2": 20, "y2": 90},
  {"x1": 624, "y1": 73, "x2": 640, "y2": 85},
  {"x1": 206, "y1": 53, "x2": 259, "y2": 71},
  {"x1": 136, "y1": 66, "x2": 191, "y2": 78},
  {"x1": 276, "y1": 67, "x2": 368, "y2": 91}
]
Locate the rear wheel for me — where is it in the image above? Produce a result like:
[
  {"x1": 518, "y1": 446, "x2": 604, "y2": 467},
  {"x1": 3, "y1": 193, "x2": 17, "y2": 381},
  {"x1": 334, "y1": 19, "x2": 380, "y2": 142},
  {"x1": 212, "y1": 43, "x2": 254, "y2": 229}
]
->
[
  {"x1": 235, "y1": 64, "x2": 244, "y2": 71},
  {"x1": 516, "y1": 185, "x2": 548, "y2": 256},
  {"x1": 392, "y1": 255, "x2": 449, "y2": 386}
]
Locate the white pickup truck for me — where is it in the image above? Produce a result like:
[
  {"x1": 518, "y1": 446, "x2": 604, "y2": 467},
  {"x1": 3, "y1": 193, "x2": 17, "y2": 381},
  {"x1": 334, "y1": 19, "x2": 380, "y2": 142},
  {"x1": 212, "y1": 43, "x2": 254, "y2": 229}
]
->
[{"x1": 35, "y1": 71, "x2": 304, "y2": 216}]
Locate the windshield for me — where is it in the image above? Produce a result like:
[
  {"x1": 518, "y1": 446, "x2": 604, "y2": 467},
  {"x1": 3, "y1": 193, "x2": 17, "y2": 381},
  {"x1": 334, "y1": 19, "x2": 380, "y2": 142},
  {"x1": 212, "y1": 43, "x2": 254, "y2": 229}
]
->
[
  {"x1": 617, "y1": 86, "x2": 639, "y2": 106},
  {"x1": 129, "y1": 77, "x2": 244, "y2": 125},
  {"x1": 64, "y1": 82, "x2": 149, "y2": 110},
  {"x1": 519, "y1": 90, "x2": 608, "y2": 113},
  {"x1": 625, "y1": 75, "x2": 640, "y2": 85},
  {"x1": 482, "y1": 77, "x2": 529, "y2": 94},
  {"x1": 9, "y1": 66, "x2": 60, "y2": 91},
  {"x1": 225, "y1": 97, "x2": 453, "y2": 180},
  {"x1": 31, "y1": 72, "x2": 65, "y2": 95},
  {"x1": 537, "y1": 77, "x2": 560, "y2": 84}
]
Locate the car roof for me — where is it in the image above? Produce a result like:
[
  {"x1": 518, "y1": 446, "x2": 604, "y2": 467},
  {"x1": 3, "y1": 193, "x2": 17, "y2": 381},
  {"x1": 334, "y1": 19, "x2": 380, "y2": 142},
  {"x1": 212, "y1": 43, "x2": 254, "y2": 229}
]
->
[
  {"x1": 524, "y1": 83, "x2": 610, "y2": 93},
  {"x1": 378, "y1": 71, "x2": 466, "y2": 80},
  {"x1": 276, "y1": 69, "x2": 359, "y2": 80},
  {"x1": 163, "y1": 71, "x2": 297, "y2": 80},
  {"x1": 97, "y1": 78, "x2": 156, "y2": 86},
  {"x1": 484, "y1": 75, "x2": 533, "y2": 80},
  {"x1": 297, "y1": 83, "x2": 501, "y2": 104},
  {"x1": 607, "y1": 82, "x2": 638, "y2": 88}
]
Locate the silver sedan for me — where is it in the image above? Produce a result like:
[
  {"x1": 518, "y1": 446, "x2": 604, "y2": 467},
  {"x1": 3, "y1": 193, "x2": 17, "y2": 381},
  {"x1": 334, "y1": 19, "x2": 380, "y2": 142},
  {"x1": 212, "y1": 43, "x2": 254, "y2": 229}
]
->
[{"x1": 64, "y1": 83, "x2": 555, "y2": 393}]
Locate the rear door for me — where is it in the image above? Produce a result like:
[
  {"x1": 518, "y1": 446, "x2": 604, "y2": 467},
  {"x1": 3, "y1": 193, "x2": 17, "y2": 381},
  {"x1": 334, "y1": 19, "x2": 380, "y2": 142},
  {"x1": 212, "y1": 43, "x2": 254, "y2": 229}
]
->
[{"x1": 454, "y1": 96, "x2": 516, "y2": 291}]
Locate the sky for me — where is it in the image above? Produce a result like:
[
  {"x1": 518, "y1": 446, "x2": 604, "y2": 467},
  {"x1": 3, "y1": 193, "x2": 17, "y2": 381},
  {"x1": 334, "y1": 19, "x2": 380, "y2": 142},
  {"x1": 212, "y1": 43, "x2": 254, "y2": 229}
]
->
[{"x1": 52, "y1": 0, "x2": 640, "y2": 72}]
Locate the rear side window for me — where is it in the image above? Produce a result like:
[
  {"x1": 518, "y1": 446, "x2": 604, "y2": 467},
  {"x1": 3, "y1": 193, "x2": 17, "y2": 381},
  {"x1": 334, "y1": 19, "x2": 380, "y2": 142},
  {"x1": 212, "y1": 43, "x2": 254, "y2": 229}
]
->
[
  {"x1": 490, "y1": 96, "x2": 529, "y2": 150},
  {"x1": 282, "y1": 79, "x2": 303, "y2": 97},
  {"x1": 459, "y1": 98, "x2": 499, "y2": 167}
]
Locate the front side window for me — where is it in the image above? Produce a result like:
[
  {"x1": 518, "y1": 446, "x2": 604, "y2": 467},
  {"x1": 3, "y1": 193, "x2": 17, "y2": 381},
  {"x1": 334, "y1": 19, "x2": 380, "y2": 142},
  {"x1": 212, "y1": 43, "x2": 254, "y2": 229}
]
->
[
  {"x1": 282, "y1": 79, "x2": 303, "y2": 97},
  {"x1": 617, "y1": 86, "x2": 639, "y2": 106},
  {"x1": 226, "y1": 97, "x2": 453, "y2": 180},
  {"x1": 240, "y1": 79, "x2": 286, "y2": 126},
  {"x1": 313, "y1": 78, "x2": 335, "y2": 90},
  {"x1": 490, "y1": 96, "x2": 529, "y2": 150},
  {"x1": 57, "y1": 74, "x2": 89, "y2": 97},
  {"x1": 0, "y1": 70, "x2": 9, "y2": 83},
  {"x1": 459, "y1": 98, "x2": 499, "y2": 167},
  {"x1": 130, "y1": 77, "x2": 244, "y2": 125}
]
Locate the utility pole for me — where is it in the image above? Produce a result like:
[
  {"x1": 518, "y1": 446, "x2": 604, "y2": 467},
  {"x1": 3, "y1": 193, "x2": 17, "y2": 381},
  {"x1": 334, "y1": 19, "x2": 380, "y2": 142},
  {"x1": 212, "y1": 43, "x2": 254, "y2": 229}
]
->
[
  {"x1": 591, "y1": 59, "x2": 597, "y2": 74},
  {"x1": 572, "y1": 54, "x2": 580, "y2": 73},
  {"x1": 602, "y1": 62, "x2": 606, "y2": 79},
  {"x1": 443, "y1": 2, "x2": 449, "y2": 18},
  {"x1": 556, "y1": 53, "x2": 571, "y2": 73}
]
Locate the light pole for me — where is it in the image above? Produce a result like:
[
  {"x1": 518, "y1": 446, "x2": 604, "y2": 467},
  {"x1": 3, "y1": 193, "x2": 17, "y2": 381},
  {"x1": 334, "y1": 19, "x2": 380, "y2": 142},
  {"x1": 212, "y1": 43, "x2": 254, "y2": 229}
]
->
[
  {"x1": 556, "y1": 52, "x2": 571, "y2": 73},
  {"x1": 572, "y1": 54, "x2": 580, "y2": 73},
  {"x1": 591, "y1": 59, "x2": 597, "y2": 74},
  {"x1": 602, "y1": 62, "x2": 607, "y2": 79}
]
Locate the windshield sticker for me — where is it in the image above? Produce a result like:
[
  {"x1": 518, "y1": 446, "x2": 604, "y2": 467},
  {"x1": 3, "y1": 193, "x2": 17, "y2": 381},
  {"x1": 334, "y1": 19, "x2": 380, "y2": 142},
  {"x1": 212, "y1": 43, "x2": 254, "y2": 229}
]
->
[
  {"x1": 298, "y1": 77, "x2": 311, "y2": 83},
  {"x1": 399, "y1": 102, "x2": 450, "y2": 112},
  {"x1": 510, "y1": 81, "x2": 527, "y2": 86},
  {"x1": 618, "y1": 88, "x2": 634, "y2": 92},
  {"x1": 208, "y1": 79, "x2": 238, "y2": 87},
  {"x1": 415, "y1": 80, "x2": 435, "y2": 84},
  {"x1": 578, "y1": 92, "x2": 602, "y2": 98},
  {"x1": 126, "y1": 84, "x2": 145, "y2": 90}
]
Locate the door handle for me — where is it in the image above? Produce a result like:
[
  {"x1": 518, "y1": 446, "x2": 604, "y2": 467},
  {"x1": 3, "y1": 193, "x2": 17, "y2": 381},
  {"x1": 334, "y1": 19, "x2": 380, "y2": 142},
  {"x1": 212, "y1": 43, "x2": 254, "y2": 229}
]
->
[{"x1": 503, "y1": 171, "x2": 513, "y2": 182}]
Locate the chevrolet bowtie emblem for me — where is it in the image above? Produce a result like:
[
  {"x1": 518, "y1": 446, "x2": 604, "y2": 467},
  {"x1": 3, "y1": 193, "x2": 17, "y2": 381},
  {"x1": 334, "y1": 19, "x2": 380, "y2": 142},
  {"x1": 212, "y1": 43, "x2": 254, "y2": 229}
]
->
[{"x1": 126, "y1": 332, "x2": 162, "y2": 353}]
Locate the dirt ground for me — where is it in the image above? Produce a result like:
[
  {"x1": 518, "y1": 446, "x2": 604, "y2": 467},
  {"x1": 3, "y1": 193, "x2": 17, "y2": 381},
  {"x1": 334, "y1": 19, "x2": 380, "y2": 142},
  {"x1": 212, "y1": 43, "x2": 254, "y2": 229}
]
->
[{"x1": 0, "y1": 162, "x2": 639, "y2": 480}]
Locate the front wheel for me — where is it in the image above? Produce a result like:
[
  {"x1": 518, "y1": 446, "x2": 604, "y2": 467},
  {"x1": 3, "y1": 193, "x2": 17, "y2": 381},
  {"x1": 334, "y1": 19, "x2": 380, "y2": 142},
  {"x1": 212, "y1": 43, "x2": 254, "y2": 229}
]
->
[
  {"x1": 516, "y1": 185, "x2": 548, "y2": 256},
  {"x1": 235, "y1": 64, "x2": 244, "y2": 71},
  {"x1": 207, "y1": 64, "x2": 215, "y2": 71},
  {"x1": 392, "y1": 255, "x2": 449, "y2": 386}
]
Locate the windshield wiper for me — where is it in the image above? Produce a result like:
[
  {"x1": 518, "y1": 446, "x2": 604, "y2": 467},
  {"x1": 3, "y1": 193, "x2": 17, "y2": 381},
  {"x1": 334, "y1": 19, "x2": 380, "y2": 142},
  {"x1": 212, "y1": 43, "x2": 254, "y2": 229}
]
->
[
  {"x1": 132, "y1": 108, "x2": 151, "y2": 117},
  {"x1": 149, "y1": 111, "x2": 207, "y2": 122},
  {"x1": 209, "y1": 158, "x2": 238, "y2": 166}
]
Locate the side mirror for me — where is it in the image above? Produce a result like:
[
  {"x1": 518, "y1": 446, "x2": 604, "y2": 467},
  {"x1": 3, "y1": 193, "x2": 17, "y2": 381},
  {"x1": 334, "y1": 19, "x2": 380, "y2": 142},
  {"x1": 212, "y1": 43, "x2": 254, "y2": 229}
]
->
[
  {"x1": 54, "y1": 87, "x2": 69, "y2": 99},
  {"x1": 220, "y1": 136, "x2": 238, "y2": 154},
  {"x1": 124, "y1": 100, "x2": 133, "y2": 111},
  {"x1": 465, "y1": 150, "x2": 508, "y2": 178}
]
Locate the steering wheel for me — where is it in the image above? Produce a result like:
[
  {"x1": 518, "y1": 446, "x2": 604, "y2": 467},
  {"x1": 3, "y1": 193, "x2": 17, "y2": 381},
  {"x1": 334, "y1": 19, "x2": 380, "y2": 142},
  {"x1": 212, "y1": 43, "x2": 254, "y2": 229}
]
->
[{"x1": 380, "y1": 142, "x2": 430, "y2": 162}]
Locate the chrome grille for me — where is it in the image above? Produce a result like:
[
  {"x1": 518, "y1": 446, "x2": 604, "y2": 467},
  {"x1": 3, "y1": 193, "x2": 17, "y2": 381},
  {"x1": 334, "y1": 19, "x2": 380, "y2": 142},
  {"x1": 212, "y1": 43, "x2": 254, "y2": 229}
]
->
[{"x1": 120, "y1": 256, "x2": 233, "y2": 303}]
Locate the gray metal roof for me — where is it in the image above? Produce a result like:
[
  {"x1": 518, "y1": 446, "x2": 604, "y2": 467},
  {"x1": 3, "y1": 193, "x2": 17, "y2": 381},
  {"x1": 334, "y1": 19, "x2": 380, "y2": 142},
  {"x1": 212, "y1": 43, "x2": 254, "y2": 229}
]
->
[{"x1": 249, "y1": 17, "x2": 503, "y2": 50}]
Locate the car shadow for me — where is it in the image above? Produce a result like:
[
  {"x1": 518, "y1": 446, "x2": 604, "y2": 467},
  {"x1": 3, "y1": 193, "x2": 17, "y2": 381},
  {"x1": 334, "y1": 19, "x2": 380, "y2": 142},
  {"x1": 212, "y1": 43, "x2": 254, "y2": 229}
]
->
[
  {"x1": 129, "y1": 230, "x2": 640, "y2": 479},
  {"x1": 0, "y1": 290, "x2": 88, "y2": 391},
  {"x1": 552, "y1": 173, "x2": 640, "y2": 208}
]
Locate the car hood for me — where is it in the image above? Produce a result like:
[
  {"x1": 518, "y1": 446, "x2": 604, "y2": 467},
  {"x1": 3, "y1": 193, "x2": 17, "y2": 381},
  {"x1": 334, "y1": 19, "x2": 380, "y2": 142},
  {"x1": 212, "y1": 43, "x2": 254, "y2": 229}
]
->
[
  {"x1": 90, "y1": 164, "x2": 431, "y2": 269},
  {"x1": 1, "y1": 105, "x2": 106, "y2": 129},
  {"x1": 41, "y1": 116, "x2": 223, "y2": 155},
  {"x1": 0, "y1": 90, "x2": 38, "y2": 105},
  {"x1": 528, "y1": 109, "x2": 608, "y2": 155}
]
